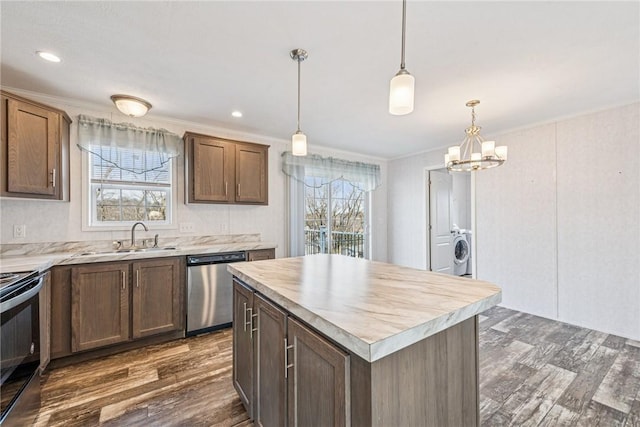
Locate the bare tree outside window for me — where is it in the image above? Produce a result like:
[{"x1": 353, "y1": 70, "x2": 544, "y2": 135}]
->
[{"x1": 304, "y1": 177, "x2": 366, "y2": 257}]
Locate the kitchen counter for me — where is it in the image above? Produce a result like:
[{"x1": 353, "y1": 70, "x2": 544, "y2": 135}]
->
[
  {"x1": 228, "y1": 253, "x2": 501, "y2": 362},
  {"x1": 0, "y1": 241, "x2": 277, "y2": 274}
]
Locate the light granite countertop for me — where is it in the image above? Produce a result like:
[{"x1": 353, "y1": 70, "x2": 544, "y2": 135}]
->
[
  {"x1": 0, "y1": 241, "x2": 277, "y2": 274},
  {"x1": 229, "y1": 254, "x2": 501, "y2": 363}
]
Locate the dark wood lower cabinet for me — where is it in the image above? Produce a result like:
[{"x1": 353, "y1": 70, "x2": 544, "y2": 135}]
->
[
  {"x1": 233, "y1": 280, "x2": 254, "y2": 418},
  {"x1": 287, "y1": 318, "x2": 349, "y2": 427},
  {"x1": 233, "y1": 280, "x2": 349, "y2": 427},
  {"x1": 254, "y1": 294, "x2": 287, "y2": 427},
  {"x1": 232, "y1": 277, "x2": 479, "y2": 427},
  {"x1": 51, "y1": 257, "x2": 185, "y2": 361},
  {"x1": 71, "y1": 263, "x2": 130, "y2": 352},
  {"x1": 132, "y1": 258, "x2": 183, "y2": 339}
]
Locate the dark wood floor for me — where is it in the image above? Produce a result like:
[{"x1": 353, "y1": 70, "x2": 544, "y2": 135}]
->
[{"x1": 33, "y1": 307, "x2": 640, "y2": 426}]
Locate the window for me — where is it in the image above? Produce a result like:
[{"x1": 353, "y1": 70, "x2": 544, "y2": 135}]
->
[
  {"x1": 283, "y1": 152, "x2": 380, "y2": 258},
  {"x1": 304, "y1": 177, "x2": 367, "y2": 257},
  {"x1": 86, "y1": 146, "x2": 173, "y2": 227}
]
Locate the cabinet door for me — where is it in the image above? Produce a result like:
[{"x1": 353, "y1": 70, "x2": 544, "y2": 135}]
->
[
  {"x1": 39, "y1": 271, "x2": 51, "y2": 372},
  {"x1": 233, "y1": 279, "x2": 254, "y2": 417},
  {"x1": 247, "y1": 249, "x2": 275, "y2": 262},
  {"x1": 191, "y1": 135, "x2": 233, "y2": 202},
  {"x1": 132, "y1": 258, "x2": 183, "y2": 339},
  {"x1": 6, "y1": 97, "x2": 59, "y2": 196},
  {"x1": 287, "y1": 318, "x2": 350, "y2": 427},
  {"x1": 71, "y1": 263, "x2": 130, "y2": 352},
  {"x1": 235, "y1": 143, "x2": 268, "y2": 204},
  {"x1": 254, "y1": 294, "x2": 287, "y2": 427}
]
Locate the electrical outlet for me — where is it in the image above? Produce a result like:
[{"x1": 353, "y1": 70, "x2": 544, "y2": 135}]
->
[
  {"x1": 13, "y1": 224, "x2": 26, "y2": 239},
  {"x1": 179, "y1": 222, "x2": 195, "y2": 233}
]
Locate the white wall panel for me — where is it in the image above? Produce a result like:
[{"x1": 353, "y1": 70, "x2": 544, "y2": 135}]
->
[
  {"x1": 556, "y1": 104, "x2": 640, "y2": 339},
  {"x1": 475, "y1": 123, "x2": 558, "y2": 319}
]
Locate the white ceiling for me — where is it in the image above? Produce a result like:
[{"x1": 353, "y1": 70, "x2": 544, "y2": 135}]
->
[{"x1": 1, "y1": 1, "x2": 638, "y2": 159}]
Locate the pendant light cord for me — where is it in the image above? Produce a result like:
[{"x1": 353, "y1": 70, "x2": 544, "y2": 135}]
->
[
  {"x1": 400, "y1": 0, "x2": 407, "y2": 70},
  {"x1": 297, "y1": 58, "x2": 302, "y2": 132}
]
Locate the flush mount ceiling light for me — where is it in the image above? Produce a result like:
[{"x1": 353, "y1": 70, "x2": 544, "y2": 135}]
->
[
  {"x1": 231, "y1": 110, "x2": 243, "y2": 118},
  {"x1": 445, "y1": 100, "x2": 508, "y2": 172},
  {"x1": 36, "y1": 51, "x2": 61, "y2": 63},
  {"x1": 291, "y1": 48, "x2": 308, "y2": 156},
  {"x1": 110, "y1": 95, "x2": 152, "y2": 117},
  {"x1": 389, "y1": 0, "x2": 414, "y2": 115}
]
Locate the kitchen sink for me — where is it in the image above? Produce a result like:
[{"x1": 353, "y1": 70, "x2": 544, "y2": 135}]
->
[{"x1": 75, "y1": 247, "x2": 177, "y2": 256}]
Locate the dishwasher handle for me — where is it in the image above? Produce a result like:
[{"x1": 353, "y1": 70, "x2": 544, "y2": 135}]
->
[{"x1": 187, "y1": 252, "x2": 246, "y2": 266}]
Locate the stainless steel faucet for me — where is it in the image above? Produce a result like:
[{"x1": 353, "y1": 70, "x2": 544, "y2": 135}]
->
[{"x1": 130, "y1": 222, "x2": 148, "y2": 248}]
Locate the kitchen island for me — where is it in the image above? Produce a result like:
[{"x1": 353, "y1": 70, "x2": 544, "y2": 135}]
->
[{"x1": 229, "y1": 254, "x2": 501, "y2": 427}]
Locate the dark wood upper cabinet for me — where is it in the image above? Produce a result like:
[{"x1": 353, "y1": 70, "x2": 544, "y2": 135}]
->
[
  {"x1": 1, "y1": 90, "x2": 70, "y2": 200},
  {"x1": 71, "y1": 263, "x2": 130, "y2": 352},
  {"x1": 235, "y1": 143, "x2": 268, "y2": 203},
  {"x1": 132, "y1": 258, "x2": 184, "y2": 339},
  {"x1": 184, "y1": 132, "x2": 269, "y2": 205}
]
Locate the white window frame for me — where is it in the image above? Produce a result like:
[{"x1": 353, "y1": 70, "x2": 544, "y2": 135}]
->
[{"x1": 81, "y1": 150, "x2": 178, "y2": 231}]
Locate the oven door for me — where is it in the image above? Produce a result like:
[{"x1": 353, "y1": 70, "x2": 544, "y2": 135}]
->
[{"x1": 0, "y1": 275, "x2": 43, "y2": 426}]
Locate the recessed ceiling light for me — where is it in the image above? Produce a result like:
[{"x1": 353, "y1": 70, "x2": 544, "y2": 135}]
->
[
  {"x1": 36, "y1": 51, "x2": 61, "y2": 63},
  {"x1": 231, "y1": 111, "x2": 243, "y2": 118}
]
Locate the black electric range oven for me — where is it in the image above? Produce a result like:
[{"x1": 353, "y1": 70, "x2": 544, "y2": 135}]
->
[{"x1": 0, "y1": 271, "x2": 44, "y2": 426}]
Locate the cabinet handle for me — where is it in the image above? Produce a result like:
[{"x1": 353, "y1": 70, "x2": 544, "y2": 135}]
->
[
  {"x1": 245, "y1": 306, "x2": 252, "y2": 333},
  {"x1": 250, "y1": 311, "x2": 258, "y2": 339},
  {"x1": 237, "y1": 183, "x2": 240, "y2": 196},
  {"x1": 225, "y1": 181, "x2": 228, "y2": 196},
  {"x1": 284, "y1": 338, "x2": 295, "y2": 378},
  {"x1": 243, "y1": 303, "x2": 248, "y2": 331},
  {"x1": 121, "y1": 271, "x2": 126, "y2": 290},
  {"x1": 50, "y1": 168, "x2": 56, "y2": 188},
  {"x1": 136, "y1": 270, "x2": 139, "y2": 288}
]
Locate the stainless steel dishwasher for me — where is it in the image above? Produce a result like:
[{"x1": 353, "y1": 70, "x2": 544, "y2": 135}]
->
[{"x1": 186, "y1": 251, "x2": 246, "y2": 336}]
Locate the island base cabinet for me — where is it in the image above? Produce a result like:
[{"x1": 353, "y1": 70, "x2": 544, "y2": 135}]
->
[
  {"x1": 287, "y1": 318, "x2": 350, "y2": 427},
  {"x1": 254, "y1": 294, "x2": 287, "y2": 427},
  {"x1": 232, "y1": 280, "x2": 254, "y2": 417}
]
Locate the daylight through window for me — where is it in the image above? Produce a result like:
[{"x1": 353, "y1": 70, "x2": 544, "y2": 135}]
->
[{"x1": 88, "y1": 145, "x2": 172, "y2": 225}]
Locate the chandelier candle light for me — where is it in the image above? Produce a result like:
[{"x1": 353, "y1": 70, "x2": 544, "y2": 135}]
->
[
  {"x1": 291, "y1": 48, "x2": 308, "y2": 156},
  {"x1": 389, "y1": 0, "x2": 414, "y2": 115},
  {"x1": 445, "y1": 100, "x2": 507, "y2": 172}
]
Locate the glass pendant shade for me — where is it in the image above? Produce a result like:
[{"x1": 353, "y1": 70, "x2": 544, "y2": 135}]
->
[
  {"x1": 111, "y1": 95, "x2": 152, "y2": 117},
  {"x1": 389, "y1": 71, "x2": 415, "y2": 115},
  {"x1": 292, "y1": 131, "x2": 307, "y2": 156}
]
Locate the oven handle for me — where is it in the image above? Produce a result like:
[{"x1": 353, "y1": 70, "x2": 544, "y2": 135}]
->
[{"x1": 0, "y1": 275, "x2": 44, "y2": 313}]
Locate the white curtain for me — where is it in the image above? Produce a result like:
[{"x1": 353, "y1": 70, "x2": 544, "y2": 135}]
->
[
  {"x1": 281, "y1": 151, "x2": 381, "y2": 191},
  {"x1": 77, "y1": 114, "x2": 182, "y2": 173}
]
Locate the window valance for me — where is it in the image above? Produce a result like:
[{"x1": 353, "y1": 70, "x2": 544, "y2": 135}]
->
[
  {"x1": 281, "y1": 151, "x2": 381, "y2": 191},
  {"x1": 77, "y1": 114, "x2": 182, "y2": 173}
]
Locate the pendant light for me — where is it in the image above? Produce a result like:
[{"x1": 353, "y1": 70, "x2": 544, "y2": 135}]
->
[
  {"x1": 445, "y1": 100, "x2": 508, "y2": 172},
  {"x1": 389, "y1": 0, "x2": 415, "y2": 115},
  {"x1": 291, "y1": 48, "x2": 308, "y2": 156}
]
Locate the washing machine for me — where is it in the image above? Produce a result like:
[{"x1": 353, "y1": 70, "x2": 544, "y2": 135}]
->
[
  {"x1": 453, "y1": 232, "x2": 470, "y2": 276},
  {"x1": 462, "y1": 230, "x2": 472, "y2": 275}
]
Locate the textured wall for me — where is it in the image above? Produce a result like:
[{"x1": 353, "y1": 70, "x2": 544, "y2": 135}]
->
[{"x1": 389, "y1": 103, "x2": 640, "y2": 340}]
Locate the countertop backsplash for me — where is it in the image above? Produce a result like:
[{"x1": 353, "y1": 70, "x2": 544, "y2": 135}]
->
[{"x1": 0, "y1": 233, "x2": 261, "y2": 257}]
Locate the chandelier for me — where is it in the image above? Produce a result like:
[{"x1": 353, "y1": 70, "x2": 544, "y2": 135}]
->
[{"x1": 445, "y1": 100, "x2": 507, "y2": 172}]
